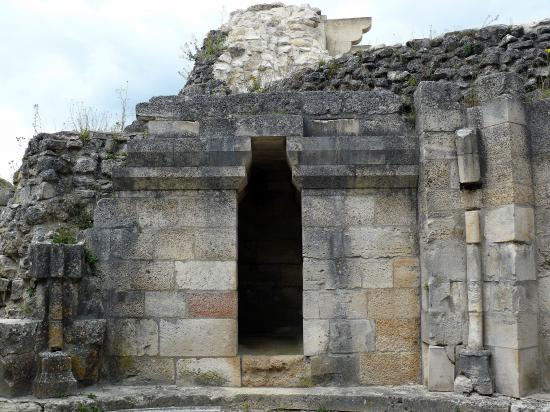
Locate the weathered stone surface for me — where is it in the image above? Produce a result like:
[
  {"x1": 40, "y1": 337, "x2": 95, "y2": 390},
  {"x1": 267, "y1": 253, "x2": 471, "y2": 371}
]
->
[
  {"x1": 0, "y1": 352, "x2": 36, "y2": 397},
  {"x1": 303, "y1": 319, "x2": 330, "y2": 356},
  {"x1": 147, "y1": 120, "x2": 199, "y2": 137},
  {"x1": 33, "y1": 351, "x2": 77, "y2": 399},
  {"x1": 175, "y1": 261, "x2": 236, "y2": 290},
  {"x1": 159, "y1": 319, "x2": 237, "y2": 356},
  {"x1": 177, "y1": 357, "x2": 240, "y2": 387},
  {"x1": 485, "y1": 204, "x2": 534, "y2": 243},
  {"x1": 187, "y1": 291, "x2": 237, "y2": 318},
  {"x1": 367, "y1": 288, "x2": 419, "y2": 319},
  {"x1": 241, "y1": 355, "x2": 309, "y2": 387},
  {"x1": 108, "y1": 318, "x2": 158, "y2": 356},
  {"x1": 360, "y1": 352, "x2": 420, "y2": 385},
  {"x1": 427, "y1": 345, "x2": 454, "y2": 391},
  {"x1": 456, "y1": 348, "x2": 493, "y2": 395}
]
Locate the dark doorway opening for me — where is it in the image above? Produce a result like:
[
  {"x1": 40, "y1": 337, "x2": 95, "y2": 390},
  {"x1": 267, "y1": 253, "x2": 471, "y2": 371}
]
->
[{"x1": 238, "y1": 137, "x2": 303, "y2": 355}]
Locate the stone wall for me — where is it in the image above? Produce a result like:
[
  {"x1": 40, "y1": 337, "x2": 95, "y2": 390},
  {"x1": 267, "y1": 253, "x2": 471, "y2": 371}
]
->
[{"x1": 269, "y1": 19, "x2": 550, "y2": 103}]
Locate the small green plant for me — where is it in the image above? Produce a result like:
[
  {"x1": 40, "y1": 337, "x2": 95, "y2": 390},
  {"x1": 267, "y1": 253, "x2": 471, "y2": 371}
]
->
[
  {"x1": 248, "y1": 75, "x2": 263, "y2": 93},
  {"x1": 87, "y1": 393, "x2": 97, "y2": 400},
  {"x1": 327, "y1": 60, "x2": 340, "y2": 78},
  {"x1": 26, "y1": 285, "x2": 35, "y2": 298},
  {"x1": 52, "y1": 228, "x2": 77, "y2": 245},
  {"x1": 462, "y1": 42, "x2": 473, "y2": 56},
  {"x1": 67, "y1": 204, "x2": 93, "y2": 230},
  {"x1": 317, "y1": 58, "x2": 326, "y2": 69},
  {"x1": 406, "y1": 75, "x2": 418, "y2": 88},
  {"x1": 537, "y1": 49, "x2": 550, "y2": 99},
  {"x1": 462, "y1": 89, "x2": 480, "y2": 108},
  {"x1": 182, "y1": 31, "x2": 226, "y2": 63},
  {"x1": 79, "y1": 129, "x2": 90, "y2": 143},
  {"x1": 21, "y1": 303, "x2": 32, "y2": 315},
  {"x1": 105, "y1": 151, "x2": 127, "y2": 161},
  {"x1": 84, "y1": 249, "x2": 98, "y2": 269},
  {"x1": 316, "y1": 407, "x2": 330, "y2": 412}
]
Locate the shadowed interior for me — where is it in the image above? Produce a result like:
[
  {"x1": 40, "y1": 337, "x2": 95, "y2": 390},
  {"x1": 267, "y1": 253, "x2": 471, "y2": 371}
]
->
[{"x1": 238, "y1": 136, "x2": 303, "y2": 355}]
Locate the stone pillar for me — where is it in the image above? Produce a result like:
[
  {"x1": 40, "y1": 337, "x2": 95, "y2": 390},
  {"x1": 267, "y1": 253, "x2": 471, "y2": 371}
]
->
[
  {"x1": 288, "y1": 113, "x2": 420, "y2": 386},
  {"x1": 414, "y1": 81, "x2": 467, "y2": 392},
  {"x1": 94, "y1": 120, "x2": 250, "y2": 385},
  {"x1": 468, "y1": 73, "x2": 539, "y2": 397}
]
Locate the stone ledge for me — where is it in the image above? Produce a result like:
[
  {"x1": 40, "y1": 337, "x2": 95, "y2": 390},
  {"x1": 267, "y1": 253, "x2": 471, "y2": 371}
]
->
[
  {"x1": 112, "y1": 167, "x2": 248, "y2": 191},
  {"x1": 292, "y1": 165, "x2": 418, "y2": 189},
  {"x1": 2, "y1": 384, "x2": 546, "y2": 412}
]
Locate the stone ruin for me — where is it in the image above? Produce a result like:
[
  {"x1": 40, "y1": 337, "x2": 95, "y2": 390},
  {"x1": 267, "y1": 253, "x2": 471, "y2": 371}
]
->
[{"x1": 2, "y1": 3, "x2": 550, "y2": 412}]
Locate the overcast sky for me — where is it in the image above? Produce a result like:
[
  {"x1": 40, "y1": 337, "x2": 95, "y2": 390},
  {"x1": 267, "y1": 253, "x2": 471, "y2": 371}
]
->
[{"x1": 1, "y1": 0, "x2": 550, "y2": 182}]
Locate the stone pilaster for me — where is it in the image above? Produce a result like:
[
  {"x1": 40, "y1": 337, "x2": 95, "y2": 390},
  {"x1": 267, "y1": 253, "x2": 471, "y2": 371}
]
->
[
  {"x1": 414, "y1": 81, "x2": 467, "y2": 391},
  {"x1": 469, "y1": 73, "x2": 539, "y2": 397}
]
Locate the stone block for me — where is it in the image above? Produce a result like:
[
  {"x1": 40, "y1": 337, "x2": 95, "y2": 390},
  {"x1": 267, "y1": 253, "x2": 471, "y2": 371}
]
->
[
  {"x1": 359, "y1": 352, "x2": 420, "y2": 385},
  {"x1": 29, "y1": 243, "x2": 50, "y2": 279},
  {"x1": 194, "y1": 228, "x2": 237, "y2": 260},
  {"x1": 177, "y1": 357, "x2": 240, "y2": 387},
  {"x1": 33, "y1": 351, "x2": 77, "y2": 399},
  {"x1": 304, "y1": 290, "x2": 368, "y2": 319},
  {"x1": 329, "y1": 319, "x2": 375, "y2": 354},
  {"x1": 108, "y1": 318, "x2": 158, "y2": 356},
  {"x1": 455, "y1": 348, "x2": 493, "y2": 395},
  {"x1": 373, "y1": 190, "x2": 416, "y2": 225},
  {"x1": 421, "y1": 311, "x2": 465, "y2": 346},
  {"x1": 144, "y1": 291, "x2": 186, "y2": 318},
  {"x1": 0, "y1": 319, "x2": 41, "y2": 356},
  {"x1": 302, "y1": 227, "x2": 344, "y2": 259},
  {"x1": 465, "y1": 210, "x2": 481, "y2": 244},
  {"x1": 341, "y1": 90, "x2": 402, "y2": 115},
  {"x1": 106, "y1": 260, "x2": 175, "y2": 291},
  {"x1": 147, "y1": 120, "x2": 199, "y2": 137},
  {"x1": 484, "y1": 311, "x2": 538, "y2": 349},
  {"x1": 303, "y1": 319, "x2": 329, "y2": 356},
  {"x1": 175, "y1": 260, "x2": 236, "y2": 290},
  {"x1": 421, "y1": 239, "x2": 466, "y2": 281},
  {"x1": 472, "y1": 72, "x2": 525, "y2": 104},
  {"x1": 154, "y1": 229, "x2": 195, "y2": 260},
  {"x1": 235, "y1": 115, "x2": 303, "y2": 137},
  {"x1": 344, "y1": 226, "x2": 415, "y2": 258},
  {"x1": 376, "y1": 319, "x2": 419, "y2": 353},
  {"x1": 303, "y1": 258, "x2": 361, "y2": 290},
  {"x1": 68, "y1": 347, "x2": 101, "y2": 385},
  {"x1": 304, "y1": 118, "x2": 360, "y2": 137},
  {"x1": 110, "y1": 228, "x2": 155, "y2": 260},
  {"x1": 479, "y1": 96, "x2": 526, "y2": 128},
  {"x1": 107, "y1": 290, "x2": 145, "y2": 318},
  {"x1": 65, "y1": 319, "x2": 106, "y2": 346},
  {"x1": 345, "y1": 258, "x2": 392, "y2": 289},
  {"x1": 310, "y1": 354, "x2": 359, "y2": 385},
  {"x1": 393, "y1": 257, "x2": 420, "y2": 288},
  {"x1": 159, "y1": 319, "x2": 237, "y2": 357},
  {"x1": 241, "y1": 355, "x2": 309, "y2": 387},
  {"x1": 111, "y1": 356, "x2": 175, "y2": 384},
  {"x1": 0, "y1": 352, "x2": 36, "y2": 397},
  {"x1": 491, "y1": 346, "x2": 539, "y2": 397},
  {"x1": 427, "y1": 345, "x2": 454, "y2": 391},
  {"x1": 484, "y1": 243, "x2": 536, "y2": 281},
  {"x1": 484, "y1": 205, "x2": 534, "y2": 243},
  {"x1": 187, "y1": 291, "x2": 237, "y2": 318},
  {"x1": 367, "y1": 288, "x2": 419, "y2": 319}
]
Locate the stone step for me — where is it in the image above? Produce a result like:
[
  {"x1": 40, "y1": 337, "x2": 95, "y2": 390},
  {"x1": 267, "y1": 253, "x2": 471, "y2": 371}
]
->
[
  {"x1": 126, "y1": 137, "x2": 251, "y2": 168},
  {"x1": 112, "y1": 166, "x2": 248, "y2": 191}
]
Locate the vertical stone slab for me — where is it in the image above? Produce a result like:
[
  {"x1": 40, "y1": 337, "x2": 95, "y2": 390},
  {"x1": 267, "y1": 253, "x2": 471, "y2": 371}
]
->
[{"x1": 414, "y1": 81, "x2": 467, "y2": 387}]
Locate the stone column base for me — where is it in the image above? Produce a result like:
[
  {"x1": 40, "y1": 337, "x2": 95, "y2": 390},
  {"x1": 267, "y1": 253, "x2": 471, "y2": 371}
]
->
[
  {"x1": 454, "y1": 348, "x2": 493, "y2": 395},
  {"x1": 33, "y1": 351, "x2": 77, "y2": 398}
]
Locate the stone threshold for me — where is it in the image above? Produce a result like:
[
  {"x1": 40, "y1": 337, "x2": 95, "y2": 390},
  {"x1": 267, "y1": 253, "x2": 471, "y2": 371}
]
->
[{"x1": 2, "y1": 385, "x2": 550, "y2": 412}]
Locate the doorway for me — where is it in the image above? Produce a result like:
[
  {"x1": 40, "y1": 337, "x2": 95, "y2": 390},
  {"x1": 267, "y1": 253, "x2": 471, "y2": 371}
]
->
[{"x1": 238, "y1": 137, "x2": 303, "y2": 355}]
